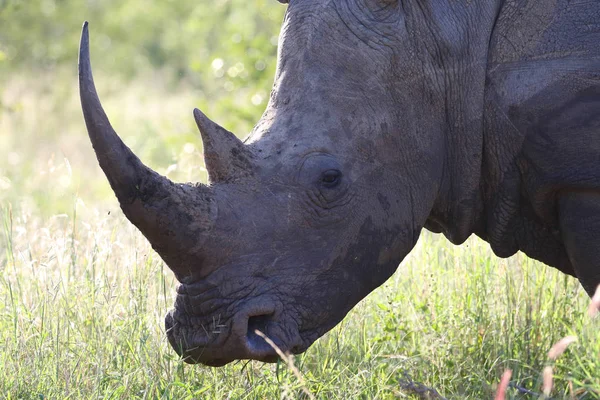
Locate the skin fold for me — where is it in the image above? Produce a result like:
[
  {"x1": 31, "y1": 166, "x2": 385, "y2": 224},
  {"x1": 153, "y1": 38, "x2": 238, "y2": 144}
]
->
[{"x1": 79, "y1": 0, "x2": 600, "y2": 366}]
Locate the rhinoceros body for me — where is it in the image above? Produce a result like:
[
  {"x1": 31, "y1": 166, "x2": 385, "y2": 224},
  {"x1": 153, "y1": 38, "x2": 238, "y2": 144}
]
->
[{"x1": 79, "y1": 0, "x2": 600, "y2": 366}]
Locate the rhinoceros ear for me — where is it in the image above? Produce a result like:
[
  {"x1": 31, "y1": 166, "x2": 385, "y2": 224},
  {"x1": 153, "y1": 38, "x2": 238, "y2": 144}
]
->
[
  {"x1": 79, "y1": 22, "x2": 216, "y2": 280},
  {"x1": 193, "y1": 108, "x2": 255, "y2": 183}
]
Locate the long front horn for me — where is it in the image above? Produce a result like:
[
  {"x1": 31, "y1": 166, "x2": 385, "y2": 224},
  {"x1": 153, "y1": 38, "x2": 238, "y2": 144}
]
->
[
  {"x1": 193, "y1": 108, "x2": 255, "y2": 183},
  {"x1": 79, "y1": 22, "x2": 216, "y2": 280}
]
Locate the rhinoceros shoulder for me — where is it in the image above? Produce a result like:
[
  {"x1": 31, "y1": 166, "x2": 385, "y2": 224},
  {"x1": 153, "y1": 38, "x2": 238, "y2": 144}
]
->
[{"x1": 477, "y1": 0, "x2": 600, "y2": 276}]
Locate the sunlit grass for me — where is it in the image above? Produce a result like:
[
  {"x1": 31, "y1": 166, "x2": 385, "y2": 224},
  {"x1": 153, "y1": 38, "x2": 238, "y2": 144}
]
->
[
  {"x1": 1, "y1": 75, "x2": 599, "y2": 399},
  {"x1": 1, "y1": 203, "x2": 599, "y2": 399}
]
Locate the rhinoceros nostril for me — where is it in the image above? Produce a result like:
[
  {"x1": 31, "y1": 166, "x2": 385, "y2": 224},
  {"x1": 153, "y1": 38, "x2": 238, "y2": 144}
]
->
[
  {"x1": 246, "y1": 313, "x2": 279, "y2": 356},
  {"x1": 247, "y1": 314, "x2": 272, "y2": 337}
]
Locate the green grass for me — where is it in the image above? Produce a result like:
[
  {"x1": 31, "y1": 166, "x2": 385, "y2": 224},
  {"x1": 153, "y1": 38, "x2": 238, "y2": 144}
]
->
[{"x1": 1, "y1": 74, "x2": 600, "y2": 399}]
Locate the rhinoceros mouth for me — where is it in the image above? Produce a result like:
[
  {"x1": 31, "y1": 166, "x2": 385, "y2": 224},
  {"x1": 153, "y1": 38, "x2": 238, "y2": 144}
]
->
[
  {"x1": 164, "y1": 308, "x2": 228, "y2": 358},
  {"x1": 164, "y1": 294, "x2": 305, "y2": 366}
]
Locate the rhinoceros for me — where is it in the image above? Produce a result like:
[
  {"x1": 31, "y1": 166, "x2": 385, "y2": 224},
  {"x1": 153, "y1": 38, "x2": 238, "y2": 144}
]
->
[{"x1": 78, "y1": 0, "x2": 600, "y2": 366}]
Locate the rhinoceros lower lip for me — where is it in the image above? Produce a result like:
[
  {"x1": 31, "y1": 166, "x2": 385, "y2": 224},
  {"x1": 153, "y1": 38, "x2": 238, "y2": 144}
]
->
[
  {"x1": 165, "y1": 297, "x2": 304, "y2": 365},
  {"x1": 164, "y1": 309, "x2": 227, "y2": 358}
]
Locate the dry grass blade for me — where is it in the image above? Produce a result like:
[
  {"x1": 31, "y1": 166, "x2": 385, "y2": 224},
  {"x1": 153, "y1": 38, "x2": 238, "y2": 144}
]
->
[
  {"x1": 542, "y1": 366, "x2": 553, "y2": 397},
  {"x1": 494, "y1": 369, "x2": 512, "y2": 400},
  {"x1": 254, "y1": 329, "x2": 315, "y2": 400},
  {"x1": 569, "y1": 380, "x2": 576, "y2": 400},
  {"x1": 588, "y1": 284, "x2": 600, "y2": 317},
  {"x1": 548, "y1": 335, "x2": 577, "y2": 360}
]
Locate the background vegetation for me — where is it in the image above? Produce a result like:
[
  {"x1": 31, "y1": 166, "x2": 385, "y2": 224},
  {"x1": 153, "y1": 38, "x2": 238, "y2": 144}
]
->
[{"x1": 0, "y1": 1, "x2": 599, "y2": 398}]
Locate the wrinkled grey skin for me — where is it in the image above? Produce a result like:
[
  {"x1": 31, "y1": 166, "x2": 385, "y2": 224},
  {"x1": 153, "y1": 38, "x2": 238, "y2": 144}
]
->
[{"x1": 79, "y1": 0, "x2": 600, "y2": 366}]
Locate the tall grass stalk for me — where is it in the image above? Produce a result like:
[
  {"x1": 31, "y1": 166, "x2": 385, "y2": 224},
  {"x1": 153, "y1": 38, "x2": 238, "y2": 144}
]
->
[{"x1": 1, "y1": 202, "x2": 599, "y2": 399}]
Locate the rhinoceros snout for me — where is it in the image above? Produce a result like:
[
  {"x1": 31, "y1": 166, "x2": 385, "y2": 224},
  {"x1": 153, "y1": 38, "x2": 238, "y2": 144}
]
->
[{"x1": 164, "y1": 298, "x2": 303, "y2": 366}]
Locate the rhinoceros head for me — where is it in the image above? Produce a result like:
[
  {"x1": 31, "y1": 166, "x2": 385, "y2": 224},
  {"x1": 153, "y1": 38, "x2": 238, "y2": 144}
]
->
[{"x1": 79, "y1": 0, "x2": 445, "y2": 366}]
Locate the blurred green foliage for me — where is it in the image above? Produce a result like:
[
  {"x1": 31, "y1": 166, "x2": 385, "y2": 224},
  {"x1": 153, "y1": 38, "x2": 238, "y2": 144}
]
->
[
  {"x1": 0, "y1": 0, "x2": 285, "y2": 215},
  {"x1": 0, "y1": 0, "x2": 285, "y2": 139},
  {"x1": 0, "y1": 0, "x2": 283, "y2": 94}
]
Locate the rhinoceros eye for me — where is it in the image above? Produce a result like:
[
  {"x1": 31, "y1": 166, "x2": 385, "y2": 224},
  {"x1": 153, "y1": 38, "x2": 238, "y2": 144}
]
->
[{"x1": 321, "y1": 169, "x2": 342, "y2": 188}]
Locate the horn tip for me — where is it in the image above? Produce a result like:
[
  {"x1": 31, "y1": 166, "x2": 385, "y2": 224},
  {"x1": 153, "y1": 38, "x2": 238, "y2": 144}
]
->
[
  {"x1": 193, "y1": 107, "x2": 206, "y2": 122},
  {"x1": 81, "y1": 21, "x2": 89, "y2": 45},
  {"x1": 193, "y1": 108, "x2": 211, "y2": 133},
  {"x1": 79, "y1": 22, "x2": 90, "y2": 59},
  {"x1": 79, "y1": 21, "x2": 92, "y2": 86}
]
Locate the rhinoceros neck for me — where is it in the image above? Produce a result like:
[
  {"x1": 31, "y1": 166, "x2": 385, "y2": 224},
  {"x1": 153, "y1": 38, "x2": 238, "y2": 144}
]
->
[{"x1": 411, "y1": 0, "x2": 506, "y2": 245}]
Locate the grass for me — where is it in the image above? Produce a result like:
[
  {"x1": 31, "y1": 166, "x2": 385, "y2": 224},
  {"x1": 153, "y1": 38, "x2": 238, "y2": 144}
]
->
[{"x1": 1, "y1": 73, "x2": 600, "y2": 399}]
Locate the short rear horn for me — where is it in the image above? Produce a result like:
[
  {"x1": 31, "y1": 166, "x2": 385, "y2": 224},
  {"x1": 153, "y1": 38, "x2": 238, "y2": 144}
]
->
[{"x1": 193, "y1": 108, "x2": 255, "y2": 183}]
